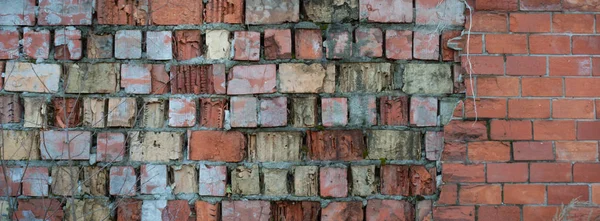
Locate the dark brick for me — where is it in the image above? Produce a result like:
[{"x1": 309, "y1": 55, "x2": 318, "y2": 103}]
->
[{"x1": 307, "y1": 130, "x2": 366, "y2": 161}]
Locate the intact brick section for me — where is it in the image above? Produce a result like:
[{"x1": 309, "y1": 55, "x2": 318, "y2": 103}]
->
[{"x1": 188, "y1": 131, "x2": 246, "y2": 162}]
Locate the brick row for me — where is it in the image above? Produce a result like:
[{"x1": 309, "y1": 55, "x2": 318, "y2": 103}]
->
[{"x1": 445, "y1": 120, "x2": 600, "y2": 141}]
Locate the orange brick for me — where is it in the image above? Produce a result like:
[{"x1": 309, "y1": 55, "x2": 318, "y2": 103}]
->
[
  {"x1": 506, "y1": 56, "x2": 546, "y2": 76},
  {"x1": 594, "y1": 58, "x2": 600, "y2": 76},
  {"x1": 486, "y1": 34, "x2": 527, "y2": 54},
  {"x1": 552, "y1": 14, "x2": 595, "y2": 33},
  {"x1": 593, "y1": 185, "x2": 600, "y2": 205},
  {"x1": 529, "y1": 35, "x2": 570, "y2": 54},
  {"x1": 467, "y1": 141, "x2": 511, "y2": 162},
  {"x1": 597, "y1": 100, "x2": 600, "y2": 118},
  {"x1": 473, "y1": 77, "x2": 519, "y2": 97},
  {"x1": 490, "y1": 120, "x2": 532, "y2": 140},
  {"x1": 467, "y1": 12, "x2": 508, "y2": 32},
  {"x1": 442, "y1": 142, "x2": 467, "y2": 162},
  {"x1": 459, "y1": 184, "x2": 502, "y2": 205},
  {"x1": 486, "y1": 163, "x2": 529, "y2": 182},
  {"x1": 509, "y1": 13, "x2": 551, "y2": 32},
  {"x1": 565, "y1": 78, "x2": 600, "y2": 97},
  {"x1": 441, "y1": 163, "x2": 485, "y2": 183},
  {"x1": 520, "y1": 0, "x2": 561, "y2": 11},
  {"x1": 530, "y1": 163, "x2": 572, "y2": 182},
  {"x1": 573, "y1": 163, "x2": 600, "y2": 182},
  {"x1": 521, "y1": 77, "x2": 563, "y2": 97},
  {"x1": 533, "y1": 120, "x2": 576, "y2": 140},
  {"x1": 523, "y1": 206, "x2": 559, "y2": 221},
  {"x1": 513, "y1": 141, "x2": 555, "y2": 161},
  {"x1": 464, "y1": 98, "x2": 507, "y2": 118},
  {"x1": 556, "y1": 141, "x2": 598, "y2": 161},
  {"x1": 461, "y1": 56, "x2": 504, "y2": 75},
  {"x1": 552, "y1": 99, "x2": 594, "y2": 119},
  {"x1": 476, "y1": 0, "x2": 518, "y2": 11},
  {"x1": 458, "y1": 34, "x2": 483, "y2": 55},
  {"x1": 548, "y1": 185, "x2": 589, "y2": 205},
  {"x1": 573, "y1": 36, "x2": 600, "y2": 55},
  {"x1": 504, "y1": 184, "x2": 545, "y2": 204},
  {"x1": 508, "y1": 99, "x2": 550, "y2": 118},
  {"x1": 549, "y1": 56, "x2": 592, "y2": 76},
  {"x1": 477, "y1": 206, "x2": 520, "y2": 221},
  {"x1": 438, "y1": 184, "x2": 458, "y2": 204}
]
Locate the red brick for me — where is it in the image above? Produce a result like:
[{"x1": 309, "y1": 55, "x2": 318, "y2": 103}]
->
[
  {"x1": 425, "y1": 131, "x2": 443, "y2": 161},
  {"x1": 486, "y1": 34, "x2": 527, "y2": 54},
  {"x1": 170, "y1": 64, "x2": 226, "y2": 94},
  {"x1": 508, "y1": 99, "x2": 550, "y2": 118},
  {"x1": 198, "y1": 98, "x2": 226, "y2": 128},
  {"x1": 477, "y1": 206, "x2": 521, "y2": 221},
  {"x1": 295, "y1": 29, "x2": 322, "y2": 60},
  {"x1": 379, "y1": 96, "x2": 409, "y2": 126},
  {"x1": 594, "y1": 57, "x2": 600, "y2": 76},
  {"x1": 109, "y1": 166, "x2": 137, "y2": 196},
  {"x1": 386, "y1": 30, "x2": 412, "y2": 60},
  {"x1": 0, "y1": 62, "x2": 3, "y2": 89},
  {"x1": 438, "y1": 184, "x2": 458, "y2": 204},
  {"x1": 464, "y1": 98, "x2": 506, "y2": 118},
  {"x1": 168, "y1": 98, "x2": 196, "y2": 127},
  {"x1": 307, "y1": 130, "x2": 365, "y2": 161},
  {"x1": 355, "y1": 27, "x2": 383, "y2": 58},
  {"x1": 410, "y1": 166, "x2": 435, "y2": 196},
  {"x1": 523, "y1": 206, "x2": 559, "y2": 221},
  {"x1": 322, "y1": 97, "x2": 348, "y2": 127},
  {"x1": 195, "y1": 201, "x2": 220, "y2": 221},
  {"x1": 461, "y1": 56, "x2": 504, "y2": 75},
  {"x1": 433, "y1": 206, "x2": 475, "y2": 221},
  {"x1": 233, "y1": 31, "x2": 260, "y2": 61},
  {"x1": 444, "y1": 121, "x2": 488, "y2": 142},
  {"x1": 359, "y1": 0, "x2": 413, "y2": 23},
  {"x1": 0, "y1": 94, "x2": 22, "y2": 124},
  {"x1": 534, "y1": 120, "x2": 577, "y2": 140},
  {"x1": 457, "y1": 34, "x2": 484, "y2": 55},
  {"x1": 504, "y1": 184, "x2": 545, "y2": 204},
  {"x1": 40, "y1": 131, "x2": 91, "y2": 160},
  {"x1": 548, "y1": 185, "x2": 589, "y2": 204},
  {"x1": 54, "y1": 28, "x2": 82, "y2": 60},
  {"x1": 14, "y1": 199, "x2": 64, "y2": 221},
  {"x1": 38, "y1": 0, "x2": 92, "y2": 25},
  {"x1": 442, "y1": 163, "x2": 485, "y2": 183},
  {"x1": 565, "y1": 78, "x2": 600, "y2": 97},
  {"x1": 530, "y1": 163, "x2": 572, "y2": 182},
  {"x1": 96, "y1": 132, "x2": 125, "y2": 162},
  {"x1": 467, "y1": 12, "x2": 508, "y2": 32},
  {"x1": 0, "y1": 0, "x2": 35, "y2": 25},
  {"x1": 530, "y1": 35, "x2": 571, "y2": 54},
  {"x1": 549, "y1": 56, "x2": 592, "y2": 76},
  {"x1": 506, "y1": 56, "x2": 546, "y2": 76},
  {"x1": 52, "y1": 98, "x2": 81, "y2": 128},
  {"x1": 410, "y1": 97, "x2": 437, "y2": 126},
  {"x1": 459, "y1": 184, "x2": 502, "y2": 204},
  {"x1": 442, "y1": 31, "x2": 461, "y2": 61},
  {"x1": 164, "y1": 200, "x2": 192, "y2": 220},
  {"x1": 204, "y1": 0, "x2": 243, "y2": 23},
  {"x1": 174, "y1": 30, "x2": 202, "y2": 60},
  {"x1": 476, "y1": 0, "x2": 518, "y2": 10},
  {"x1": 23, "y1": 29, "x2": 50, "y2": 59},
  {"x1": 553, "y1": 99, "x2": 594, "y2": 119},
  {"x1": 230, "y1": 96, "x2": 258, "y2": 127},
  {"x1": 320, "y1": 167, "x2": 348, "y2": 197},
  {"x1": 490, "y1": 120, "x2": 532, "y2": 140},
  {"x1": 117, "y1": 199, "x2": 142, "y2": 221},
  {"x1": 513, "y1": 141, "x2": 554, "y2": 160},
  {"x1": 264, "y1": 29, "x2": 292, "y2": 60},
  {"x1": 573, "y1": 163, "x2": 600, "y2": 182},
  {"x1": 509, "y1": 13, "x2": 551, "y2": 32},
  {"x1": 573, "y1": 36, "x2": 600, "y2": 54},
  {"x1": 594, "y1": 185, "x2": 600, "y2": 205},
  {"x1": 522, "y1": 77, "x2": 562, "y2": 97},
  {"x1": 227, "y1": 64, "x2": 276, "y2": 95},
  {"x1": 0, "y1": 29, "x2": 19, "y2": 59},
  {"x1": 553, "y1": 14, "x2": 595, "y2": 33},
  {"x1": 22, "y1": 167, "x2": 49, "y2": 196},
  {"x1": 442, "y1": 142, "x2": 467, "y2": 162},
  {"x1": 188, "y1": 131, "x2": 246, "y2": 162},
  {"x1": 259, "y1": 97, "x2": 287, "y2": 127},
  {"x1": 326, "y1": 30, "x2": 352, "y2": 59},
  {"x1": 366, "y1": 200, "x2": 414, "y2": 221},
  {"x1": 487, "y1": 163, "x2": 529, "y2": 182},
  {"x1": 271, "y1": 201, "x2": 320, "y2": 221},
  {"x1": 96, "y1": 0, "x2": 147, "y2": 25},
  {"x1": 567, "y1": 208, "x2": 600, "y2": 220},
  {"x1": 151, "y1": 64, "x2": 170, "y2": 94},
  {"x1": 520, "y1": 0, "x2": 561, "y2": 10},
  {"x1": 222, "y1": 201, "x2": 271, "y2": 221},
  {"x1": 467, "y1": 141, "x2": 511, "y2": 162},
  {"x1": 0, "y1": 167, "x2": 22, "y2": 196},
  {"x1": 563, "y1": 0, "x2": 600, "y2": 11},
  {"x1": 150, "y1": 0, "x2": 202, "y2": 24},
  {"x1": 381, "y1": 165, "x2": 410, "y2": 195},
  {"x1": 473, "y1": 77, "x2": 519, "y2": 97},
  {"x1": 321, "y1": 202, "x2": 363, "y2": 221},
  {"x1": 413, "y1": 31, "x2": 439, "y2": 60}
]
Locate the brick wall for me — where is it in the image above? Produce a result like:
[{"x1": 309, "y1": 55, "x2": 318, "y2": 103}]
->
[{"x1": 0, "y1": 0, "x2": 597, "y2": 220}]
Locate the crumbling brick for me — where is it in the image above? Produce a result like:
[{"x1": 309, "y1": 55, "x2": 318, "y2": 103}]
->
[
  {"x1": 245, "y1": 0, "x2": 299, "y2": 24},
  {"x1": 231, "y1": 165, "x2": 260, "y2": 195},
  {"x1": 279, "y1": 63, "x2": 335, "y2": 93},
  {"x1": 4, "y1": 62, "x2": 61, "y2": 93},
  {"x1": 14, "y1": 199, "x2": 64, "y2": 221},
  {"x1": 65, "y1": 63, "x2": 119, "y2": 94},
  {"x1": 0, "y1": 94, "x2": 22, "y2": 124},
  {"x1": 307, "y1": 130, "x2": 366, "y2": 161},
  {"x1": 339, "y1": 63, "x2": 391, "y2": 92},
  {"x1": 117, "y1": 199, "x2": 142, "y2": 221},
  {"x1": 205, "y1": 0, "x2": 243, "y2": 23},
  {"x1": 250, "y1": 132, "x2": 301, "y2": 162},
  {"x1": 381, "y1": 165, "x2": 410, "y2": 195},
  {"x1": 52, "y1": 98, "x2": 82, "y2": 128},
  {"x1": 326, "y1": 29, "x2": 353, "y2": 59},
  {"x1": 0, "y1": 0, "x2": 35, "y2": 25},
  {"x1": 82, "y1": 166, "x2": 107, "y2": 196},
  {"x1": 142, "y1": 98, "x2": 166, "y2": 128},
  {"x1": 172, "y1": 165, "x2": 197, "y2": 194},
  {"x1": 271, "y1": 201, "x2": 320, "y2": 220},
  {"x1": 303, "y1": 0, "x2": 358, "y2": 22},
  {"x1": 107, "y1": 97, "x2": 137, "y2": 127},
  {"x1": 294, "y1": 166, "x2": 319, "y2": 196},
  {"x1": 51, "y1": 166, "x2": 80, "y2": 196},
  {"x1": 195, "y1": 201, "x2": 220, "y2": 221},
  {"x1": 82, "y1": 98, "x2": 106, "y2": 128},
  {"x1": 23, "y1": 28, "x2": 50, "y2": 59},
  {"x1": 351, "y1": 165, "x2": 377, "y2": 196},
  {"x1": 321, "y1": 202, "x2": 364, "y2": 221},
  {"x1": 367, "y1": 130, "x2": 421, "y2": 160},
  {"x1": 40, "y1": 131, "x2": 91, "y2": 160},
  {"x1": 380, "y1": 96, "x2": 409, "y2": 126},
  {"x1": 355, "y1": 27, "x2": 383, "y2": 57},
  {"x1": 38, "y1": 0, "x2": 93, "y2": 25},
  {"x1": 96, "y1": 0, "x2": 148, "y2": 25},
  {"x1": 150, "y1": 0, "x2": 202, "y2": 25},
  {"x1": 1, "y1": 130, "x2": 40, "y2": 160},
  {"x1": 264, "y1": 29, "x2": 292, "y2": 59},
  {"x1": 170, "y1": 64, "x2": 226, "y2": 94},
  {"x1": 199, "y1": 98, "x2": 227, "y2": 128},
  {"x1": 291, "y1": 96, "x2": 318, "y2": 127},
  {"x1": 174, "y1": 30, "x2": 202, "y2": 60},
  {"x1": 128, "y1": 131, "x2": 183, "y2": 162},
  {"x1": 54, "y1": 28, "x2": 82, "y2": 60},
  {"x1": 23, "y1": 97, "x2": 47, "y2": 128}
]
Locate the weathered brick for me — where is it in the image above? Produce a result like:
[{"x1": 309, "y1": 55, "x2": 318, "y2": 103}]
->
[
  {"x1": 360, "y1": 0, "x2": 412, "y2": 23},
  {"x1": 233, "y1": 31, "x2": 260, "y2": 61},
  {"x1": 231, "y1": 165, "x2": 260, "y2": 195},
  {"x1": 367, "y1": 130, "x2": 421, "y2": 160},
  {"x1": 150, "y1": 0, "x2": 202, "y2": 24},
  {"x1": 168, "y1": 97, "x2": 196, "y2": 127},
  {"x1": 188, "y1": 130, "x2": 246, "y2": 161},
  {"x1": 199, "y1": 98, "x2": 227, "y2": 128},
  {"x1": 174, "y1": 30, "x2": 201, "y2": 60},
  {"x1": 206, "y1": 30, "x2": 230, "y2": 59},
  {"x1": 271, "y1": 201, "x2": 320, "y2": 221},
  {"x1": 82, "y1": 166, "x2": 107, "y2": 196},
  {"x1": 264, "y1": 29, "x2": 292, "y2": 59},
  {"x1": 147, "y1": 31, "x2": 173, "y2": 60},
  {"x1": 170, "y1": 64, "x2": 227, "y2": 94},
  {"x1": 414, "y1": 31, "x2": 440, "y2": 60},
  {"x1": 351, "y1": 165, "x2": 376, "y2": 196},
  {"x1": 444, "y1": 121, "x2": 488, "y2": 142},
  {"x1": 320, "y1": 167, "x2": 348, "y2": 197},
  {"x1": 381, "y1": 165, "x2": 410, "y2": 195},
  {"x1": 0, "y1": 62, "x2": 3, "y2": 89},
  {"x1": 355, "y1": 27, "x2": 383, "y2": 57},
  {"x1": 128, "y1": 131, "x2": 183, "y2": 162},
  {"x1": 410, "y1": 96, "x2": 438, "y2": 126},
  {"x1": 339, "y1": 63, "x2": 391, "y2": 92},
  {"x1": 65, "y1": 63, "x2": 119, "y2": 93},
  {"x1": 109, "y1": 166, "x2": 136, "y2": 196},
  {"x1": 294, "y1": 166, "x2": 319, "y2": 196},
  {"x1": 416, "y1": 0, "x2": 464, "y2": 25},
  {"x1": 386, "y1": 30, "x2": 412, "y2": 60},
  {"x1": 4, "y1": 62, "x2": 61, "y2": 93},
  {"x1": 107, "y1": 98, "x2": 137, "y2": 127},
  {"x1": 65, "y1": 199, "x2": 111, "y2": 221},
  {"x1": 121, "y1": 64, "x2": 152, "y2": 94},
  {"x1": 222, "y1": 201, "x2": 271, "y2": 221},
  {"x1": 23, "y1": 29, "x2": 50, "y2": 59},
  {"x1": 171, "y1": 165, "x2": 197, "y2": 194},
  {"x1": 38, "y1": 0, "x2": 92, "y2": 25},
  {"x1": 205, "y1": 0, "x2": 243, "y2": 23},
  {"x1": 52, "y1": 98, "x2": 81, "y2": 128},
  {"x1": 379, "y1": 96, "x2": 409, "y2": 126},
  {"x1": 250, "y1": 132, "x2": 301, "y2": 162},
  {"x1": 198, "y1": 164, "x2": 227, "y2": 196},
  {"x1": 263, "y1": 168, "x2": 288, "y2": 195},
  {"x1": 140, "y1": 164, "x2": 169, "y2": 194},
  {"x1": 51, "y1": 166, "x2": 80, "y2": 196},
  {"x1": 0, "y1": 28, "x2": 18, "y2": 59},
  {"x1": 96, "y1": 0, "x2": 148, "y2": 25},
  {"x1": 151, "y1": 64, "x2": 170, "y2": 94},
  {"x1": 417, "y1": 200, "x2": 433, "y2": 220},
  {"x1": 349, "y1": 96, "x2": 377, "y2": 126},
  {"x1": 279, "y1": 63, "x2": 335, "y2": 93},
  {"x1": 520, "y1": 0, "x2": 561, "y2": 10},
  {"x1": 40, "y1": 131, "x2": 90, "y2": 160},
  {"x1": 228, "y1": 64, "x2": 277, "y2": 94},
  {"x1": 476, "y1": 0, "x2": 518, "y2": 10},
  {"x1": 563, "y1": 0, "x2": 600, "y2": 11},
  {"x1": 0, "y1": 0, "x2": 35, "y2": 25},
  {"x1": 82, "y1": 98, "x2": 106, "y2": 128},
  {"x1": 366, "y1": 200, "x2": 414, "y2": 221},
  {"x1": 307, "y1": 130, "x2": 366, "y2": 161},
  {"x1": 403, "y1": 63, "x2": 452, "y2": 95},
  {"x1": 86, "y1": 34, "x2": 113, "y2": 59},
  {"x1": 141, "y1": 200, "x2": 168, "y2": 220},
  {"x1": 442, "y1": 30, "x2": 461, "y2": 61},
  {"x1": 230, "y1": 96, "x2": 258, "y2": 127},
  {"x1": 54, "y1": 28, "x2": 82, "y2": 60},
  {"x1": 196, "y1": 201, "x2": 220, "y2": 221},
  {"x1": 410, "y1": 166, "x2": 436, "y2": 195},
  {"x1": 425, "y1": 131, "x2": 444, "y2": 161},
  {"x1": 245, "y1": 0, "x2": 299, "y2": 24},
  {"x1": 291, "y1": 96, "x2": 318, "y2": 127},
  {"x1": 96, "y1": 132, "x2": 125, "y2": 162},
  {"x1": 0, "y1": 167, "x2": 22, "y2": 196},
  {"x1": 303, "y1": 0, "x2": 357, "y2": 22},
  {"x1": 322, "y1": 97, "x2": 348, "y2": 127},
  {"x1": 325, "y1": 29, "x2": 353, "y2": 59},
  {"x1": 141, "y1": 98, "x2": 165, "y2": 128},
  {"x1": 115, "y1": 30, "x2": 142, "y2": 59},
  {"x1": 295, "y1": 29, "x2": 323, "y2": 59},
  {"x1": 322, "y1": 202, "x2": 364, "y2": 221},
  {"x1": 14, "y1": 199, "x2": 64, "y2": 221},
  {"x1": 117, "y1": 199, "x2": 142, "y2": 221},
  {"x1": 257, "y1": 97, "x2": 287, "y2": 127},
  {"x1": 22, "y1": 167, "x2": 49, "y2": 196},
  {"x1": 0, "y1": 95, "x2": 21, "y2": 124},
  {"x1": 553, "y1": 14, "x2": 594, "y2": 33}
]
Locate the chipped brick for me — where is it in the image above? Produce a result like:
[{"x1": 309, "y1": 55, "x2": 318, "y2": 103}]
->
[
  {"x1": 163, "y1": 200, "x2": 192, "y2": 220},
  {"x1": 205, "y1": 0, "x2": 244, "y2": 23},
  {"x1": 366, "y1": 200, "x2": 414, "y2": 221},
  {"x1": 403, "y1": 63, "x2": 453, "y2": 95},
  {"x1": 326, "y1": 29, "x2": 353, "y2": 59},
  {"x1": 0, "y1": 167, "x2": 22, "y2": 196},
  {"x1": 82, "y1": 97, "x2": 106, "y2": 128},
  {"x1": 0, "y1": 29, "x2": 18, "y2": 59},
  {"x1": 322, "y1": 202, "x2": 364, "y2": 221},
  {"x1": 233, "y1": 31, "x2": 260, "y2": 61},
  {"x1": 151, "y1": 64, "x2": 171, "y2": 94},
  {"x1": 141, "y1": 98, "x2": 165, "y2": 128},
  {"x1": 174, "y1": 30, "x2": 201, "y2": 60},
  {"x1": 115, "y1": 30, "x2": 142, "y2": 59},
  {"x1": 51, "y1": 166, "x2": 80, "y2": 196},
  {"x1": 264, "y1": 29, "x2": 292, "y2": 59},
  {"x1": 121, "y1": 64, "x2": 152, "y2": 94},
  {"x1": 414, "y1": 31, "x2": 440, "y2": 60},
  {"x1": 250, "y1": 132, "x2": 301, "y2": 162},
  {"x1": 140, "y1": 164, "x2": 169, "y2": 194},
  {"x1": 230, "y1": 96, "x2": 258, "y2": 127},
  {"x1": 147, "y1": 31, "x2": 173, "y2": 60},
  {"x1": 52, "y1": 98, "x2": 82, "y2": 128},
  {"x1": 425, "y1": 131, "x2": 444, "y2": 161},
  {"x1": 360, "y1": 0, "x2": 413, "y2": 23},
  {"x1": 0, "y1": 94, "x2": 22, "y2": 124},
  {"x1": 199, "y1": 98, "x2": 227, "y2": 128},
  {"x1": 107, "y1": 97, "x2": 137, "y2": 127},
  {"x1": 410, "y1": 96, "x2": 438, "y2": 126},
  {"x1": 206, "y1": 30, "x2": 230, "y2": 59},
  {"x1": 168, "y1": 97, "x2": 196, "y2": 127},
  {"x1": 117, "y1": 199, "x2": 142, "y2": 221},
  {"x1": 23, "y1": 29, "x2": 50, "y2": 59},
  {"x1": 320, "y1": 167, "x2": 348, "y2": 197},
  {"x1": 227, "y1": 64, "x2": 277, "y2": 94},
  {"x1": 303, "y1": 0, "x2": 358, "y2": 22},
  {"x1": 279, "y1": 63, "x2": 335, "y2": 93},
  {"x1": 65, "y1": 63, "x2": 119, "y2": 94},
  {"x1": 22, "y1": 167, "x2": 49, "y2": 196},
  {"x1": 188, "y1": 130, "x2": 246, "y2": 162},
  {"x1": 367, "y1": 130, "x2": 421, "y2": 160},
  {"x1": 198, "y1": 164, "x2": 227, "y2": 196},
  {"x1": 231, "y1": 164, "x2": 260, "y2": 195},
  {"x1": 14, "y1": 199, "x2": 64, "y2": 221},
  {"x1": 170, "y1": 64, "x2": 226, "y2": 94},
  {"x1": 96, "y1": 0, "x2": 148, "y2": 25},
  {"x1": 54, "y1": 28, "x2": 82, "y2": 60},
  {"x1": 245, "y1": 0, "x2": 299, "y2": 24},
  {"x1": 4, "y1": 62, "x2": 61, "y2": 93},
  {"x1": 65, "y1": 199, "x2": 111, "y2": 221},
  {"x1": 0, "y1": 0, "x2": 35, "y2": 25},
  {"x1": 263, "y1": 168, "x2": 288, "y2": 195},
  {"x1": 109, "y1": 166, "x2": 137, "y2": 196},
  {"x1": 339, "y1": 63, "x2": 391, "y2": 92},
  {"x1": 96, "y1": 132, "x2": 125, "y2": 162},
  {"x1": 307, "y1": 130, "x2": 366, "y2": 161},
  {"x1": 82, "y1": 166, "x2": 108, "y2": 196},
  {"x1": 295, "y1": 29, "x2": 323, "y2": 59},
  {"x1": 322, "y1": 97, "x2": 348, "y2": 127},
  {"x1": 222, "y1": 201, "x2": 271, "y2": 221},
  {"x1": 40, "y1": 131, "x2": 91, "y2": 160},
  {"x1": 271, "y1": 201, "x2": 320, "y2": 221},
  {"x1": 349, "y1": 95, "x2": 377, "y2": 126},
  {"x1": 291, "y1": 96, "x2": 318, "y2": 127},
  {"x1": 380, "y1": 96, "x2": 409, "y2": 126},
  {"x1": 355, "y1": 27, "x2": 383, "y2": 57},
  {"x1": 172, "y1": 165, "x2": 197, "y2": 194},
  {"x1": 259, "y1": 97, "x2": 287, "y2": 127},
  {"x1": 351, "y1": 165, "x2": 377, "y2": 196},
  {"x1": 150, "y1": 0, "x2": 202, "y2": 24},
  {"x1": 386, "y1": 30, "x2": 413, "y2": 60},
  {"x1": 410, "y1": 166, "x2": 436, "y2": 195},
  {"x1": 381, "y1": 165, "x2": 410, "y2": 195},
  {"x1": 294, "y1": 166, "x2": 319, "y2": 196},
  {"x1": 38, "y1": 0, "x2": 92, "y2": 25},
  {"x1": 195, "y1": 201, "x2": 220, "y2": 221},
  {"x1": 1, "y1": 130, "x2": 40, "y2": 160},
  {"x1": 128, "y1": 131, "x2": 183, "y2": 162}
]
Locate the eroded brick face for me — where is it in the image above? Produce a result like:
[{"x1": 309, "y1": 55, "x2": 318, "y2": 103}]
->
[{"x1": 170, "y1": 64, "x2": 226, "y2": 94}]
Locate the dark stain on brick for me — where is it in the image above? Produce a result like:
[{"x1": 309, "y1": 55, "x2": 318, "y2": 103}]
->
[{"x1": 307, "y1": 130, "x2": 366, "y2": 161}]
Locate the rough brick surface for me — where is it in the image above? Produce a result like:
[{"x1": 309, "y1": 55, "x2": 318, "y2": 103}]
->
[
  {"x1": 245, "y1": 0, "x2": 299, "y2": 24},
  {"x1": 188, "y1": 131, "x2": 246, "y2": 161},
  {"x1": 150, "y1": 0, "x2": 202, "y2": 25}
]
